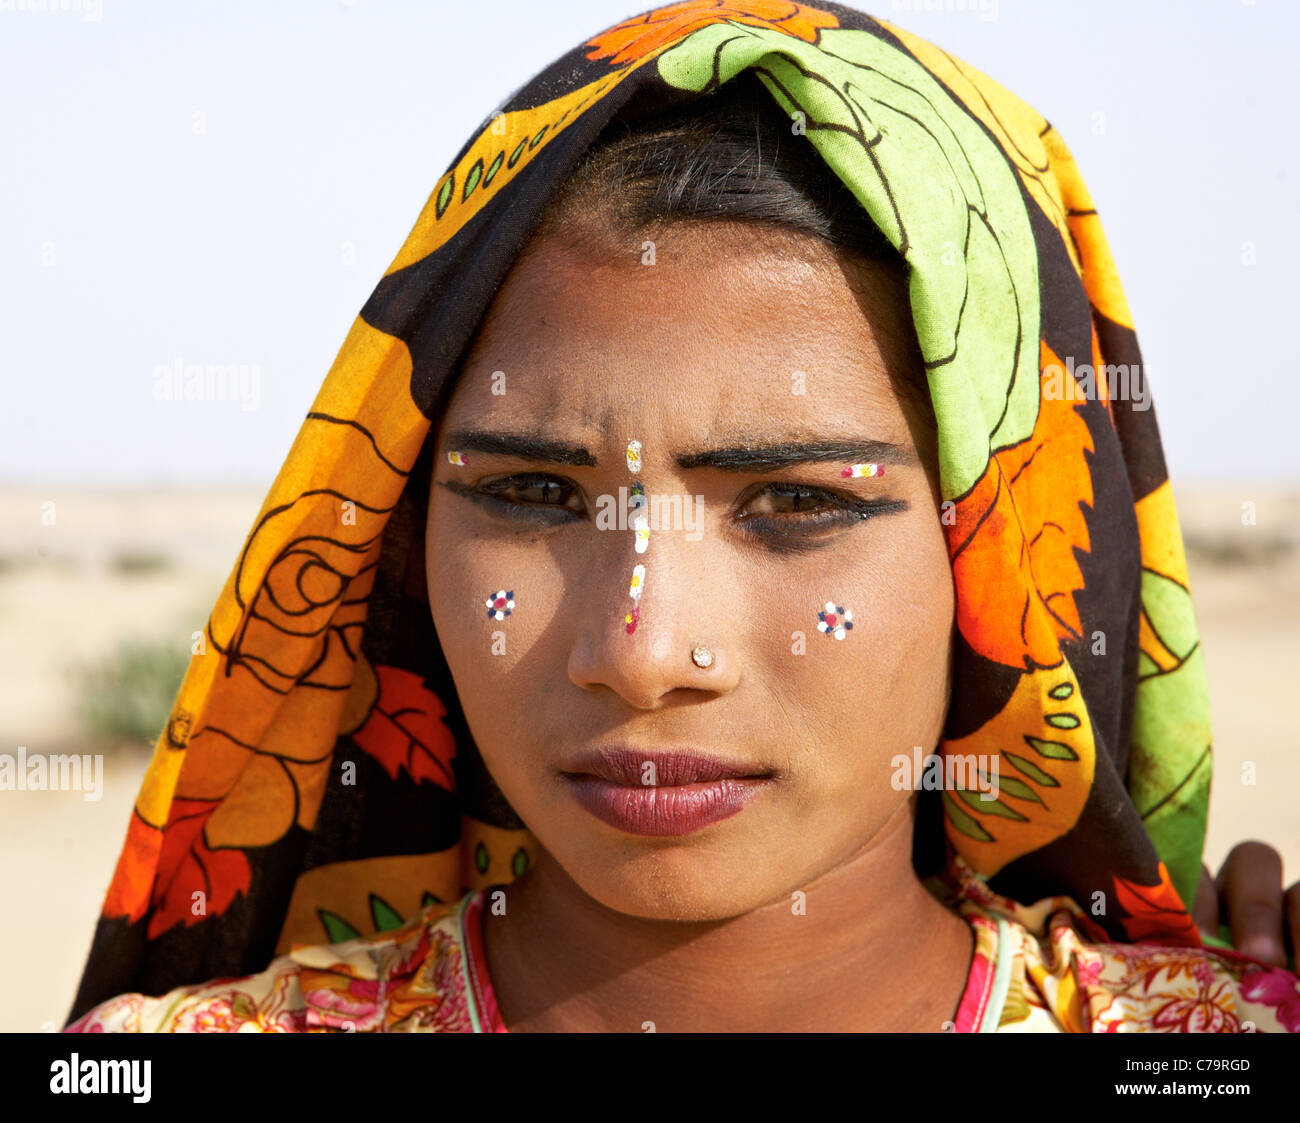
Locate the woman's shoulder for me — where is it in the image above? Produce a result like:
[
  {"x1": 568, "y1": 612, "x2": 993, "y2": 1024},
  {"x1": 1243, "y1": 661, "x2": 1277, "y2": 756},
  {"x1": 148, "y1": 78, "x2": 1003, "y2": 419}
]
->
[
  {"x1": 939, "y1": 857, "x2": 1300, "y2": 1034},
  {"x1": 65, "y1": 889, "x2": 486, "y2": 1033}
]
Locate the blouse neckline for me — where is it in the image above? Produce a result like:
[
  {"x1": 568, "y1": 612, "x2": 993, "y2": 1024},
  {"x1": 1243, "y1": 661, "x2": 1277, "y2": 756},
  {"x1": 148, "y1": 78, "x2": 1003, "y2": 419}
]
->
[{"x1": 458, "y1": 886, "x2": 999, "y2": 1033}]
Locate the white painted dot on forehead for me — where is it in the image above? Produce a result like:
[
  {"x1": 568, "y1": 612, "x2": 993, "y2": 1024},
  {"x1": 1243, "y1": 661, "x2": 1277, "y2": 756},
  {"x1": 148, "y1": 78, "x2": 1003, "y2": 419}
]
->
[
  {"x1": 624, "y1": 437, "x2": 649, "y2": 635},
  {"x1": 625, "y1": 564, "x2": 646, "y2": 635},
  {"x1": 631, "y1": 482, "x2": 649, "y2": 555}
]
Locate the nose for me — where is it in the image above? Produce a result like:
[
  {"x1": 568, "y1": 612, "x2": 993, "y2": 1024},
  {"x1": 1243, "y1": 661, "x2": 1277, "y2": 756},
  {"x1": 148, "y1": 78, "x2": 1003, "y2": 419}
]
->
[{"x1": 567, "y1": 510, "x2": 740, "y2": 708}]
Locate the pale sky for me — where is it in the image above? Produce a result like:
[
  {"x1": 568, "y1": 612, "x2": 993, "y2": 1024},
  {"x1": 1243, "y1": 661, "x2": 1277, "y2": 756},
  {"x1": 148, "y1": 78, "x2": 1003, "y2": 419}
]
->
[{"x1": 2, "y1": 0, "x2": 1297, "y2": 485}]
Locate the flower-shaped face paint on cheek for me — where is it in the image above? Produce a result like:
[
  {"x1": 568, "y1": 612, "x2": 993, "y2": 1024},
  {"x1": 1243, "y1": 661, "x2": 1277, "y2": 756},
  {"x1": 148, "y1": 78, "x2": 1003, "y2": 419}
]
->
[
  {"x1": 817, "y1": 601, "x2": 854, "y2": 640},
  {"x1": 486, "y1": 589, "x2": 515, "y2": 620}
]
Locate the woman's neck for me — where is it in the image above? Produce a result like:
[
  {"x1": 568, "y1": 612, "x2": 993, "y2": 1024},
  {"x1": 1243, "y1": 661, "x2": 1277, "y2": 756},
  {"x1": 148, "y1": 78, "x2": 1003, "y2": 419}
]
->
[{"x1": 482, "y1": 798, "x2": 975, "y2": 1032}]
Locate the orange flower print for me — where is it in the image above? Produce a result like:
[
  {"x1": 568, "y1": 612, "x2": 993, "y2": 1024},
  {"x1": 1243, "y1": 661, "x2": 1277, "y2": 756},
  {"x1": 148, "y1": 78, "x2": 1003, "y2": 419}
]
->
[
  {"x1": 1112, "y1": 864, "x2": 1201, "y2": 946},
  {"x1": 225, "y1": 514, "x2": 378, "y2": 696},
  {"x1": 352, "y1": 665, "x2": 457, "y2": 792},
  {"x1": 147, "y1": 798, "x2": 253, "y2": 941},
  {"x1": 585, "y1": 1, "x2": 837, "y2": 67},
  {"x1": 103, "y1": 812, "x2": 164, "y2": 925},
  {"x1": 946, "y1": 343, "x2": 1095, "y2": 671}
]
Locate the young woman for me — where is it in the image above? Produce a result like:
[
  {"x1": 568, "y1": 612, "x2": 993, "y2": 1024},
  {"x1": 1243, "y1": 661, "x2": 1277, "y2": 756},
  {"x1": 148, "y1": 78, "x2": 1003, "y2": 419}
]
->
[{"x1": 65, "y1": 1, "x2": 1299, "y2": 1033}]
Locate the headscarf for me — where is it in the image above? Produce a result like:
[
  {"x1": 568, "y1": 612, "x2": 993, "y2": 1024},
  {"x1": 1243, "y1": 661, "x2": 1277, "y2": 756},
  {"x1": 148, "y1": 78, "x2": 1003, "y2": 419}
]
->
[{"x1": 67, "y1": 0, "x2": 1213, "y2": 1024}]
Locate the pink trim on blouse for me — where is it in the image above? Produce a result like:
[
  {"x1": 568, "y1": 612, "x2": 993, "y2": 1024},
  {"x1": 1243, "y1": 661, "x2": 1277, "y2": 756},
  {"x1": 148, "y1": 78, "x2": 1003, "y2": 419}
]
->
[
  {"x1": 464, "y1": 889, "x2": 507, "y2": 1032},
  {"x1": 951, "y1": 914, "x2": 998, "y2": 1032}
]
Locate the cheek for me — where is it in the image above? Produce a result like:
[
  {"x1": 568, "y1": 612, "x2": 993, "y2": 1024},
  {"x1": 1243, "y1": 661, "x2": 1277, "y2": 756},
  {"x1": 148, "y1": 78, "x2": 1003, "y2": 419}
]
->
[
  {"x1": 871, "y1": 514, "x2": 955, "y2": 703},
  {"x1": 424, "y1": 500, "x2": 565, "y2": 751},
  {"x1": 765, "y1": 512, "x2": 954, "y2": 773},
  {"x1": 859, "y1": 515, "x2": 954, "y2": 749}
]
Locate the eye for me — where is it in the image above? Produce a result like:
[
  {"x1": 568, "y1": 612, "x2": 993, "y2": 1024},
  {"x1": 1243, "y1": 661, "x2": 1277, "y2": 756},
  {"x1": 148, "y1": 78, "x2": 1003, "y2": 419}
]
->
[
  {"x1": 735, "y1": 483, "x2": 907, "y2": 553},
  {"x1": 442, "y1": 474, "x2": 585, "y2": 525},
  {"x1": 743, "y1": 484, "x2": 839, "y2": 516},
  {"x1": 486, "y1": 475, "x2": 580, "y2": 509}
]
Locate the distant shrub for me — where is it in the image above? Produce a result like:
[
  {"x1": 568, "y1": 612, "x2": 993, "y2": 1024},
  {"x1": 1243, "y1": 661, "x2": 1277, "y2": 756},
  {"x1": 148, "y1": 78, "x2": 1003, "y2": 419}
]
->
[
  {"x1": 70, "y1": 637, "x2": 190, "y2": 747},
  {"x1": 109, "y1": 550, "x2": 173, "y2": 576},
  {"x1": 1183, "y1": 532, "x2": 1294, "y2": 567}
]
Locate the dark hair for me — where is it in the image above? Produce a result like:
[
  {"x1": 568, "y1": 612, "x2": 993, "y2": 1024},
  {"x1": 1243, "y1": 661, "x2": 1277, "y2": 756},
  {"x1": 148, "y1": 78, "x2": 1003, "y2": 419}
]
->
[
  {"x1": 413, "y1": 71, "x2": 935, "y2": 502},
  {"x1": 536, "y1": 70, "x2": 903, "y2": 266}
]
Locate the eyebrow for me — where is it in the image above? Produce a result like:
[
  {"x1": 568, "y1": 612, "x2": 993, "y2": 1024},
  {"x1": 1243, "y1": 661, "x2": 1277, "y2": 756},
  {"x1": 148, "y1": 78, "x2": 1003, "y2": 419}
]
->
[
  {"x1": 442, "y1": 428, "x2": 597, "y2": 466},
  {"x1": 441, "y1": 429, "x2": 915, "y2": 471},
  {"x1": 677, "y1": 439, "x2": 917, "y2": 472}
]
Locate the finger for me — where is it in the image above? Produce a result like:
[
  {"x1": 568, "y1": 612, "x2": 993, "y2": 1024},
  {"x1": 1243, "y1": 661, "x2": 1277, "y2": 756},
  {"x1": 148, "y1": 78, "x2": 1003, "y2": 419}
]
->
[
  {"x1": 1193, "y1": 863, "x2": 1219, "y2": 937},
  {"x1": 1217, "y1": 841, "x2": 1286, "y2": 966},
  {"x1": 1285, "y1": 882, "x2": 1300, "y2": 963}
]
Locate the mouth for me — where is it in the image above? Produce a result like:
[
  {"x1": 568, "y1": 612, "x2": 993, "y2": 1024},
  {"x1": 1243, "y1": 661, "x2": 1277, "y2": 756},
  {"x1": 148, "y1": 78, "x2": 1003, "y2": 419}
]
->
[{"x1": 558, "y1": 746, "x2": 776, "y2": 836}]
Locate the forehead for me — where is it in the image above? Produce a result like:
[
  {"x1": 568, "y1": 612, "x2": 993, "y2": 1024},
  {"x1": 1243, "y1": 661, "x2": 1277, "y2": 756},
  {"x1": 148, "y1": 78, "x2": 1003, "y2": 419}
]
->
[{"x1": 442, "y1": 226, "x2": 915, "y2": 441}]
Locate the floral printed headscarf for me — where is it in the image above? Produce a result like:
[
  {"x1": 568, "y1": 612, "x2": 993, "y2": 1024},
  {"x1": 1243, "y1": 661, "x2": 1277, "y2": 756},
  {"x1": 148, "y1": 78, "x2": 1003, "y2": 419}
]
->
[{"x1": 67, "y1": 0, "x2": 1212, "y2": 1024}]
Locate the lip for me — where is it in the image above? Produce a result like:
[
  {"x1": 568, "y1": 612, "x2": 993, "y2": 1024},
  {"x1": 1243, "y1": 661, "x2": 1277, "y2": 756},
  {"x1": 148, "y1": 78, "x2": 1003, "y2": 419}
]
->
[{"x1": 559, "y1": 746, "x2": 775, "y2": 836}]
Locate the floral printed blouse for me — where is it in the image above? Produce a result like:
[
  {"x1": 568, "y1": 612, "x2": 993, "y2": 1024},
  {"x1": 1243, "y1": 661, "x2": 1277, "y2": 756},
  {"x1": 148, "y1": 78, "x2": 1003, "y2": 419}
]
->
[{"x1": 66, "y1": 857, "x2": 1300, "y2": 1033}]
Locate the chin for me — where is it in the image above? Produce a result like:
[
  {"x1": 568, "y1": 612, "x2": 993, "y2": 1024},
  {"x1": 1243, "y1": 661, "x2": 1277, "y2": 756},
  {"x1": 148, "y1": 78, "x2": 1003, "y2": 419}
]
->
[{"x1": 554, "y1": 833, "x2": 784, "y2": 922}]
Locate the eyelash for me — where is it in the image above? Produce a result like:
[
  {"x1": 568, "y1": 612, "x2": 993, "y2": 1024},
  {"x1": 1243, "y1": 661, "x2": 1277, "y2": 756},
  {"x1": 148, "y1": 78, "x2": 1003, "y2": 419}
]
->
[
  {"x1": 441, "y1": 474, "x2": 906, "y2": 552},
  {"x1": 737, "y1": 485, "x2": 907, "y2": 552}
]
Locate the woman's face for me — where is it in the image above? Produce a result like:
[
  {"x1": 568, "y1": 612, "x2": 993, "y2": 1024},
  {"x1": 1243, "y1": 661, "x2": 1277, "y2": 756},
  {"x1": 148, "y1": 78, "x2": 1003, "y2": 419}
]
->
[{"x1": 425, "y1": 223, "x2": 954, "y2": 921}]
